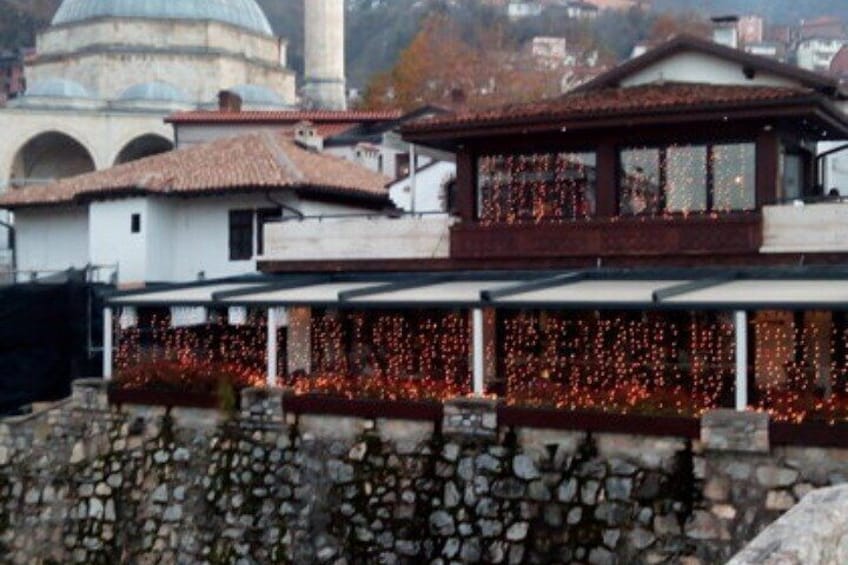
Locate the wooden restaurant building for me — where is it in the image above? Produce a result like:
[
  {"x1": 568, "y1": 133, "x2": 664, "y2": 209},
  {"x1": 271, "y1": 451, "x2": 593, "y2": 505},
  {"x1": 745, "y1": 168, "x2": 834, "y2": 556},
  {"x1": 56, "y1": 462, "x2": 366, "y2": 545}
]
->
[{"x1": 103, "y1": 36, "x2": 848, "y2": 431}]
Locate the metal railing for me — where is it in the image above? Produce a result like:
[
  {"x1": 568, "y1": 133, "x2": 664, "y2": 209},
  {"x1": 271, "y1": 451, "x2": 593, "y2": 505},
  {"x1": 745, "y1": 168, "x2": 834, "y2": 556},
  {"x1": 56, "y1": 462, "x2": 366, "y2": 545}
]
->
[
  {"x1": 2, "y1": 264, "x2": 119, "y2": 285},
  {"x1": 265, "y1": 210, "x2": 452, "y2": 224}
]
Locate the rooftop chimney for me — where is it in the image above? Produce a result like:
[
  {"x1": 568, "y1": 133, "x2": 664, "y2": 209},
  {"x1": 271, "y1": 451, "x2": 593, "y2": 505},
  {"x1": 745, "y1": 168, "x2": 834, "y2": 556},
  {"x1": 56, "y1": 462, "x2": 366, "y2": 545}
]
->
[
  {"x1": 711, "y1": 15, "x2": 740, "y2": 49},
  {"x1": 293, "y1": 121, "x2": 323, "y2": 151},
  {"x1": 218, "y1": 90, "x2": 243, "y2": 113}
]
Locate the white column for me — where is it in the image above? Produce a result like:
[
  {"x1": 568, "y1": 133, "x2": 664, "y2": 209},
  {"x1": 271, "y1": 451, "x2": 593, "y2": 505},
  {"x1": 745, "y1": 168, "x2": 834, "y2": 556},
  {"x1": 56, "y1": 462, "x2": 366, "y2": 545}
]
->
[
  {"x1": 409, "y1": 145, "x2": 418, "y2": 212},
  {"x1": 472, "y1": 308, "x2": 484, "y2": 396},
  {"x1": 102, "y1": 307, "x2": 113, "y2": 381},
  {"x1": 734, "y1": 310, "x2": 748, "y2": 411},
  {"x1": 267, "y1": 307, "x2": 278, "y2": 387}
]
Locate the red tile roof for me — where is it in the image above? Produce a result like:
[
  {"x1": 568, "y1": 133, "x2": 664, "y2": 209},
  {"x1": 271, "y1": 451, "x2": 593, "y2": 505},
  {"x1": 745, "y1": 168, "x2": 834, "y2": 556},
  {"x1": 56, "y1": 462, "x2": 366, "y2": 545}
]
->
[
  {"x1": 166, "y1": 109, "x2": 404, "y2": 124},
  {"x1": 403, "y1": 82, "x2": 825, "y2": 134},
  {"x1": 0, "y1": 131, "x2": 391, "y2": 209}
]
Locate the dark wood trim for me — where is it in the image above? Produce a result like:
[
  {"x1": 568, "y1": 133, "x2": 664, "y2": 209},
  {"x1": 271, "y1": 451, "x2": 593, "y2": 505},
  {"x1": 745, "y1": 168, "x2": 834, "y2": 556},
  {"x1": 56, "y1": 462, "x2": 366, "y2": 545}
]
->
[
  {"x1": 283, "y1": 394, "x2": 443, "y2": 422},
  {"x1": 405, "y1": 104, "x2": 840, "y2": 145},
  {"x1": 770, "y1": 420, "x2": 848, "y2": 448},
  {"x1": 596, "y1": 143, "x2": 617, "y2": 217},
  {"x1": 498, "y1": 405, "x2": 700, "y2": 438},
  {"x1": 108, "y1": 388, "x2": 225, "y2": 409},
  {"x1": 259, "y1": 251, "x2": 848, "y2": 274},
  {"x1": 455, "y1": 149, "x2": 475, "y2": 222},
  {"x1": 756, "y1": 130, "x2": 780, "y2": 207}
]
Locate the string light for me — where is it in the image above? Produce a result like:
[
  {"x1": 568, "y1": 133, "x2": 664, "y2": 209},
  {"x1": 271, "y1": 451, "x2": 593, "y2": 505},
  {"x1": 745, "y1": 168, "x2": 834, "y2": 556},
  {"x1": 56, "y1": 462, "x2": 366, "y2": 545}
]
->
[
  {"x1": 115, "y1": 310, "x2": 268, "y2": 393},
  {"x1": 113, "y1": 306, "x2": 848, "y2": 422},
  {"x1": 295, "y1": 309, "x2": 472, "y2": 401},
  {"x1": 477, "y1": 143, "x2": 756, "y2": 224},
  {"x1": 478, "y1": 151, "x2": 596, "y2": 225},
  {"x1": 500, "y1": 310, "x2": 734, "y2": 416}
]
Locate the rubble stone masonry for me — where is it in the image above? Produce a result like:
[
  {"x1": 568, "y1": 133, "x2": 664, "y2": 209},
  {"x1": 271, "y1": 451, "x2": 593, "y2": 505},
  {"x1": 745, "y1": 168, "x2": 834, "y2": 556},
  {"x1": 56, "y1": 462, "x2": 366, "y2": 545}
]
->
[{"x1": 0, "y1": 381, "x2": 846, "y2": 564}]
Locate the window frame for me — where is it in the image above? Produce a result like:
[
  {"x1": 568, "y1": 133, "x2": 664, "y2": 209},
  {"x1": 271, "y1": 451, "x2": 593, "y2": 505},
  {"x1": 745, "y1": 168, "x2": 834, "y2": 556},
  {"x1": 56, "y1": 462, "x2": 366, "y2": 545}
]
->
[
  {"x1": 617, "y1": 141, "x2": 757, "y2": 216},
  {"x1": 475, "y1": 149, "x2": 598, "y2": 224},
  {"x1": 228, "y1": 209, "x2": 254, "y2": 261}
]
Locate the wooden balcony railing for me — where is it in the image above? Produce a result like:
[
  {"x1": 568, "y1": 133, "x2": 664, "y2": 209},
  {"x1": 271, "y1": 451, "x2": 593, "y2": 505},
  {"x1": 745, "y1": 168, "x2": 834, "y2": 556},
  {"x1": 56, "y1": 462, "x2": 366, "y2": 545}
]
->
[{"x1": 450, "y1": 213, "x2": 763, "y2": 259}]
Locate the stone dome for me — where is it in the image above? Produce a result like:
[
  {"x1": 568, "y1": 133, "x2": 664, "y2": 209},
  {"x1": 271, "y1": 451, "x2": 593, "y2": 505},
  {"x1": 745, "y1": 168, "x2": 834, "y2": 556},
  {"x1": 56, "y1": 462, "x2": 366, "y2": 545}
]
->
[
  {"x1": 228, "y1": 84, "x2": 287, "y2": 107},
  {"x1": 119, "y1": 82, "x2": 189, "y2": 103},
  {"x1": 51, "y1": 0, "x2": 274, "y2": 36},
  {"x1": 26, "y1": 78, "x2": 93, "y2": 99}
]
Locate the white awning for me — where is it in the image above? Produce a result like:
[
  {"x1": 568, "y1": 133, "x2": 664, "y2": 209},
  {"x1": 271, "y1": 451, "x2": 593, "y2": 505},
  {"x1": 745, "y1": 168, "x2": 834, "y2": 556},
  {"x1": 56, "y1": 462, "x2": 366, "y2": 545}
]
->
[
  {"x1": 217, "y1": 281, "x2": 389, "y2": 305},
  {"x1": 105, "y1": 272, "x2": 848, "y2": 311},
  {"x1": 343, "y1": 280, "x2": 518, "y2": 305},
  {"x1": 492, "y1": 279, "x2": 688, "y2": 306},
  {"x1": 662, "y1": 279, "x2": 848, "y2": 307},
  {"x1": 109, "y1": 282, "x2": 260, "y2": 306}
]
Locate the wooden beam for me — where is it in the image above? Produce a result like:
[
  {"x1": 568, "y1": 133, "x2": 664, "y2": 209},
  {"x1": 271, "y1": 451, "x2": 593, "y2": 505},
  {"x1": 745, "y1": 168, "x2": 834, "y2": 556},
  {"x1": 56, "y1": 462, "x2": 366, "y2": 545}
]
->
[
  {"x1": 455, "y1": 149, "x2": 476, "y2": 222},
  {"x1": 756, "y1": 130, "x2": 779, "y2": 207},
  {"x1": 596, "y1": 142, "x2": 617, "y2": 217}
]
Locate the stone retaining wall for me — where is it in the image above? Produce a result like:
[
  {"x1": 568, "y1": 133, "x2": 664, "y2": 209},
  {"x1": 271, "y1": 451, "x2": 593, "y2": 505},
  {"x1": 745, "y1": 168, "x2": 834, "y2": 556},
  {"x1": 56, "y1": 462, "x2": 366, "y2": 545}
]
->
[
  {"x1": 0, "y1": 382, "x2": 846, "y2": 564},
  {"x1": 728, "y1": 484, "x2": 848, "y2": 564}
]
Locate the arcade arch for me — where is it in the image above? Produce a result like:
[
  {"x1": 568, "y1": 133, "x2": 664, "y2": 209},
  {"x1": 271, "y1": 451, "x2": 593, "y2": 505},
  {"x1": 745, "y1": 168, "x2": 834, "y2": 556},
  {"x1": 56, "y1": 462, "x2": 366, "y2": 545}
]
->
[
  {"x1": 9, "y1": 131, "x2": 95, "y2": 188},
  {"x1": 114, "y1": 134, "x2": 174, "y2": 165}
]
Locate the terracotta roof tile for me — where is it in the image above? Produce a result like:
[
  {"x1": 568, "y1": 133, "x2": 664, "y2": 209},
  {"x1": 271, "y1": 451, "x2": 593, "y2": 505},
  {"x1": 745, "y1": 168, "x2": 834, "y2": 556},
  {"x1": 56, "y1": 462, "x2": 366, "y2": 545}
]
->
[
  {"x1": 0, "y1": 131, "x2": 391, "y2": 209},
  {"x1": 403, "y1": 83, "x2": 822, "y2": 134},
  {"x1": 166, "y1": 109, "x2": 404, "y2": 124}
]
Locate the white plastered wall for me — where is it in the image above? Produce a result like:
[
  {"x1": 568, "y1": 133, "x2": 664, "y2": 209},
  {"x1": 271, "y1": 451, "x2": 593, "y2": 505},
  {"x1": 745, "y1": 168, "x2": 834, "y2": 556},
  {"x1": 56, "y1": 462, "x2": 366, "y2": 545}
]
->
[
  {"x1": 620, "y1": 52, "x2": 799, "y2": 88},
  {"x1": 14, "y1": 206, "x2": 89, "y2": 276}
]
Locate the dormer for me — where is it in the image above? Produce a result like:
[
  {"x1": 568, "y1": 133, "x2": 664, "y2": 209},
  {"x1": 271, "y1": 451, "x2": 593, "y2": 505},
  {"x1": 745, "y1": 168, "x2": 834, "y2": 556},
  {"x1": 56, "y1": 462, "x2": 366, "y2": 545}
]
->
[{"x1": 294, "y1": 121, "x2": 323, "y2": 151}]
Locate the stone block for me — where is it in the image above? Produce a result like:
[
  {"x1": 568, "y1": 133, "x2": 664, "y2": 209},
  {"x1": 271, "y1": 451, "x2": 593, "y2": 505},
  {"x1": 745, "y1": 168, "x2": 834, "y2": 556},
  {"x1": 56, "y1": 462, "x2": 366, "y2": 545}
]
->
[
  {"x1": 701, "y1": 410, "x2": 769, "y2": 453},
  {"x1": 442, "y1": 397, "x2": 498, "y2": 439},
  {"x1": 240, "y1": 387, "x2": 285, "y2": 425},
  {"x1": 72, "y1": 378, "x2": 109, "y2": 411}
]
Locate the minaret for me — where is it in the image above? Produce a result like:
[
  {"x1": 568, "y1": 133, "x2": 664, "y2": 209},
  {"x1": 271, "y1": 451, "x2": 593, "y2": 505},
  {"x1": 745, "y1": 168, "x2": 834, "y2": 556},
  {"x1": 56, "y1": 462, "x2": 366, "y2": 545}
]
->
[{"x1": 304, "y1": 0, "x2": 347, "y2": 110}]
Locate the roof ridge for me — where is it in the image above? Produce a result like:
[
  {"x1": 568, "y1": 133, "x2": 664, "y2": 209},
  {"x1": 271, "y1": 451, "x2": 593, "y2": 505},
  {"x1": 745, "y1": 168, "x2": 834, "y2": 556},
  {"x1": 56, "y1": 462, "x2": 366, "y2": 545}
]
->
[{"x1": 261, "y1": 131, "x2": 305, "y2": 184}]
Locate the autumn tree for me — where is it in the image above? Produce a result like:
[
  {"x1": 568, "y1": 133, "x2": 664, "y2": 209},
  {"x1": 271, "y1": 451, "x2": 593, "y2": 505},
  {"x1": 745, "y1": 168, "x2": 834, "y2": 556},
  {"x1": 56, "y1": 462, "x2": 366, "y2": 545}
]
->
[
  {"x1": 359, "y1": 13, "x2": 563, "y2": 111},
  {"x1": 648, "y1": 12, "x2": 711, "y2": 42}
]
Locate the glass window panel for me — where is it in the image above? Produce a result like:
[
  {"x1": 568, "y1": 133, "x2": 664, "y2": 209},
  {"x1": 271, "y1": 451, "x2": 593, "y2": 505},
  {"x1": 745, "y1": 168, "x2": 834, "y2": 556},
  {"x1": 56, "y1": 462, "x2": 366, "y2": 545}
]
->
[
  {"x1": 477, "y1": 151, "x2": 596, "y2": 223},
  {"x1": 713, "y1": 143, "x2": 756, "y2": 211},
  {"x1": 782, "y1": 153, "x2": 803, "y2": 202},
  {"x1": 619, "y1": 148, "x2": 661, "y2": 215},
  {"x1": 666, "y1": 145, "x2": 707, "y2": 212}
]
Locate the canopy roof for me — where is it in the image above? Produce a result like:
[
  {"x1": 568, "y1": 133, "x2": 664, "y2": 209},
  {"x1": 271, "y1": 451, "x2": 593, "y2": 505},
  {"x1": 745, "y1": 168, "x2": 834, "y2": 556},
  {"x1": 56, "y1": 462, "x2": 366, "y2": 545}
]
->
[{"x1": 106, "y1": 268, "x2": 848, "y2": 311}]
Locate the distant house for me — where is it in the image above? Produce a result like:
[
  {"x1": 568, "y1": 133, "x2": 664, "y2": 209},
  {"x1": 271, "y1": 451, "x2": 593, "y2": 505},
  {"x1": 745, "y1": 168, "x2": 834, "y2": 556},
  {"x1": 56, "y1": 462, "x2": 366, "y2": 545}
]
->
[
  {"x1": 0, "y1": 132, "x2": 391, "y2": 284},
  {"x1": 565, "y1": 1, "x2": 598, "y2": 20},
  {"x1": 795, "y1": 17, "x2": 848, "y2": 73},
  {"x1": 507, "y1": 1, "x2": 543, "y2": 19},
  {"x1": 743, "y1": 42, "x2": 785, "y2": 62},
  {"x1": 168, "y1": 102, "x2": 456, "y2": 213}
]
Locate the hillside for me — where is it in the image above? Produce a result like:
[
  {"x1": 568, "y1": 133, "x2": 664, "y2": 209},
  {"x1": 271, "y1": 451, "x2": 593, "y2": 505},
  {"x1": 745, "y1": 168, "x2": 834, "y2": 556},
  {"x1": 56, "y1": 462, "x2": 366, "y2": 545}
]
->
[
  {"x1": 651, "y1": 0, "x2": 848, "y2": 24},
  {"x1": 1, "y1": 0, "x2": 846, "y2": 91}
]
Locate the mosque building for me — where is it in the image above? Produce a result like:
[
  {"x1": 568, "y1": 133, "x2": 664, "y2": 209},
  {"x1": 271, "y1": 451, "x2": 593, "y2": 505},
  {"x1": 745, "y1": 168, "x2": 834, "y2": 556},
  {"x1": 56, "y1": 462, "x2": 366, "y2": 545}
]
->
[{"x1": 0, "y1": 0, "x2": 346, "y2": 191}]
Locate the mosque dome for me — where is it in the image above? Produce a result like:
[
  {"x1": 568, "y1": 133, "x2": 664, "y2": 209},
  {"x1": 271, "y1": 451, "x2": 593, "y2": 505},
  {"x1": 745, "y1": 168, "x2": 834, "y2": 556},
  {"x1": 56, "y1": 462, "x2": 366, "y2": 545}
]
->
[
  {"x1": 227, "y1": 84, "x2": 287, "y2": 107},
  {"x1": 119, "y1": 82, "x2": 189, "y2": 103},
  {"x1": 51, "y1": 0, "x2": 274, "y2": 36},
  {"x1": 26, "y1": 78, "x2": 93, "y2": 99}
]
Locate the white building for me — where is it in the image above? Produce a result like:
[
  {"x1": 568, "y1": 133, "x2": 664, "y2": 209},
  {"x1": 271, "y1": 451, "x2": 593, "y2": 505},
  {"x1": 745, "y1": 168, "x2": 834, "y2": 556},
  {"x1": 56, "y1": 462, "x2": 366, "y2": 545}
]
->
[
  {"x1": 565, "y1": 1, "x2": 599, "y2": 20},
  {"x1": 168, "y1": 104, "x2": 456, "y2": 211},
  {"x1": 0, "y1": 0, "x2": 354, "y2": 276},
  {"x1": 0, "y1": 131, "x2": 391, "y2": 284},
  {"x1": 796, "y1": 38, "x2": 848, "y2": 74},
  {"x1": 507, "y1": 2, "x2": 543, "y2": 19},
  {"x1": 0, "y1": 0, "x2": 297, "y2": 191}
]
